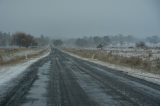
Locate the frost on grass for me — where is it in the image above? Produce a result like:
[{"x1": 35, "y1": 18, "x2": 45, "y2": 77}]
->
[{"x1": 0, "y1": 48, "x2": 48, "y2": 64}]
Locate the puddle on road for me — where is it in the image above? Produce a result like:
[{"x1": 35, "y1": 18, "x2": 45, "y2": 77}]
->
[{"x1": 20, "y1": 61, "x2": 50, "y2": 106}]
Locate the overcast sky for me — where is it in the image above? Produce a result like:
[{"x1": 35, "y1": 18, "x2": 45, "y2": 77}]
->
[{"x1": 0, "y1": 0, "x2": 159, "y2": 38}]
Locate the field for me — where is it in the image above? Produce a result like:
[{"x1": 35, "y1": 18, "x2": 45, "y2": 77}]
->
[
  {"x1": 0, "y1": 47, "x2": 49, "y2": 65},
  {"x1": 64, "y1": 47, "x2": 160, "y2": 74}
]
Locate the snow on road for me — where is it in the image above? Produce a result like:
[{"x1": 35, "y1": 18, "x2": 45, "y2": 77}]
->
[
  {"x1": 20, "y1": 61, "x2": 50, "y2": 106},
  {"x1": 0, "y1": 51, "x2": 50, "y2": 90}
]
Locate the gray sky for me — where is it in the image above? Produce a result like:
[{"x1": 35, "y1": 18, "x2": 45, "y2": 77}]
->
[{"x1": 0, "y1": 0, "x2": 159, "y2": 38}]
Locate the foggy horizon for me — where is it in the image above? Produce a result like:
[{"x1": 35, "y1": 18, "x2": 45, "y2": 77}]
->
[{"x1": 0, "y1": 0, "x2": 160, "y2": 38}]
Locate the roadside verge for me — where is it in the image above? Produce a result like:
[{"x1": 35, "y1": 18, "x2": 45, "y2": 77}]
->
[
  {"x1": 0, "y1": 49, "x2": 50, "y2": 106},
  {"x1": 62, "y1": 50, "x2": 160, "y2": 86}
]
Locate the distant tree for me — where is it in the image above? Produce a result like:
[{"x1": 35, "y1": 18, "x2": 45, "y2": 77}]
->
[
  {"x1": 126, "y1": 35, "x2": 134, "y2": 42},
  {"x1": 12, "y1": 32, "x2": 37, "y2": 47},
  {"x1": 96, "y1": 44, "x2": 103, "y2": 50},
  {"x1": 136, "y1": 41, "x2": 147, "y2": 48},
  {"x1": 103, "y1": 36, "x2": 110, "y2": 46},
  {"x1": 110, "y1": 34, "x2": 125, "y2": 46},
  {"x1": 53, "y1": 39, "x2": 63, "y2": 47},
  {"x1": 35, "y1": 35, "x2": 49, "y2": 46},
  {"x1": 75, "y1": 38, "x2": 88, "y2": 47},
  {"x1": 146, "y1": 35, "x2": 160, "y2": 44},
  {"x1": 117, "y1": 34, "x2": 125, "y2": 45},
  {"x1": 93, "y1": 36, "x2": 102, "y2": 45},
  {"x1": 0, "y1": 32, "x2": 11, "y2": 46},
  {"x1": 25, "y1": 34, "x2": 37, "y2": 47}
]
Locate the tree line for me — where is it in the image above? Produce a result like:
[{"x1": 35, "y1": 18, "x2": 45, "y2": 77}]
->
[
  {"x1": 64, "y1": 34, "x2": 160, "y2": 48},
  {"x1": 0, "y1": 31, "x2": 49, "y2": 48}
]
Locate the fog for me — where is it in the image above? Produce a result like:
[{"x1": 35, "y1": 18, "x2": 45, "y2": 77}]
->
[{"x1": 0, "y1": 0, "x2": 159, "y2": 38}]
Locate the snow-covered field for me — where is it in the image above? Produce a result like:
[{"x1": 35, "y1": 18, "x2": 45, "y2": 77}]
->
[
  {"x1": 84, "y1": 47, "x2": 160, "y2": 60},
  {"x1": 103, "y1": 47, "x2": 160, "y2": 60}
]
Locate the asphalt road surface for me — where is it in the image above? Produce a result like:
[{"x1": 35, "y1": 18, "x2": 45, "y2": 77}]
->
[{"x1": 1, "y1": 48, "x2": 160, "y2": 106}]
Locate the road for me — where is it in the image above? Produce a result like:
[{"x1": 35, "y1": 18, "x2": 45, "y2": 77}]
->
[{"x1": 1, "y1": 48, "x2": 160, "y2": 106}]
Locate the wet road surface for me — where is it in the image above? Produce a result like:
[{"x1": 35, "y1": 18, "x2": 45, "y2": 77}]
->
[{"x1": 1, "y1": 48, "x2": 160, "y2": 106}]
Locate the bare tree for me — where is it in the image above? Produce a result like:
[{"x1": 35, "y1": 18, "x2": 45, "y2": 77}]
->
[
  {"x1": 136, "y1": 41, "x2": 147, "y2": 48},
  {"x1": 12, "y1": 32, "x2": 37, "y2": 48},
  {"x1": 103, "y1": 36, "x2": 110, "y2": 46},
  {"x1": 96, "y1": 44, "x2": 103, "y2": 50},
  {"x1": 75, "y1": 38, "x2": 88, "y2": 47},
  {"x1": 93, "y1": 36, "x2": 102, "y2": 45},
  {"x1": 146, "y1": 35, "x2": 160, "y2": 44}
]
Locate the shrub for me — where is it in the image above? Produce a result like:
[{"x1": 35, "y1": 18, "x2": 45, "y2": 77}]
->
[
  {"x1": 155, "y1": 58, "x2": 160, "y2": 69},
  {"x1": 136, "y1": 41, "x2": 147, "y2": 48}
]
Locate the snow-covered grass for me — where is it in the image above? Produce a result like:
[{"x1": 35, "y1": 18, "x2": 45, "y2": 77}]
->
[
  {"x1": 103, "y1": 47, "x2": 160, "y2": 60},
  {"x1": 0, "y1": 48, "x2": 49, "y2": 65},
  {"x1": 64, "y1": 48, "x2": 160, "y2": 73},
  {"x1": 63, "y1": 49, "x2": 160, "y2": 85}
]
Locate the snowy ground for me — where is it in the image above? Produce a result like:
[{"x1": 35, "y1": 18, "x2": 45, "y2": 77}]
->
[
  {"x1": 103, "y1": 47, "x2": 160, "y2": 60},
  {"x1": 63, "y1": 50, "x2": 160, "y2": 85},
  {"x1": 0, "y1": 51, "x2": 50, "y2": 95},
  {"x1": 84, "y1": 47, "x2": 160, "y2": 60},
  {"x1": 0, "y1": 48, "x2": 46, "y2": 62},
  {"x1": 20, "y1": 61, "x2": 50, "y2": 106}
]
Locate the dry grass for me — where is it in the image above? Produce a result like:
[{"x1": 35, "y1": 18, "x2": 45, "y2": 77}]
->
[
  {"x1": 64, "y1": 48, "x2": 160, "y2": 74},
  {"x1": 0, "y1": 48, "x2": 49, "y2": 65}
]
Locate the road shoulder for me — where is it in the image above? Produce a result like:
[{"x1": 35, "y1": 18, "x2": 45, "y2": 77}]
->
[{"x1": 62, "y1": 50, "x2": 160, "y2": 85}]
